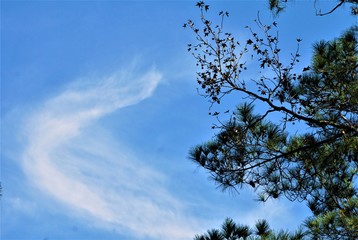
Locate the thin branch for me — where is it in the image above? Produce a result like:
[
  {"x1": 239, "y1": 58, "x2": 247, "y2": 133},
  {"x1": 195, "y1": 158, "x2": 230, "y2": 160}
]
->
[
  {"x1": 235, "y1": 85, "x2": 358, "y2": 133},
  {"x1": 239, "y1": 133, "x2": 345, "y2": 172},
  {"x1": 316, "y1": 0, "x2": 345, "y2": 16}
]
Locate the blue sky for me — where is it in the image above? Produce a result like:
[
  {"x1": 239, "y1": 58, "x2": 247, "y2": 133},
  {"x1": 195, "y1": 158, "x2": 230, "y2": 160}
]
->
[{"x1": 1, "y1": 1, "x2": 356, "y2": 240}]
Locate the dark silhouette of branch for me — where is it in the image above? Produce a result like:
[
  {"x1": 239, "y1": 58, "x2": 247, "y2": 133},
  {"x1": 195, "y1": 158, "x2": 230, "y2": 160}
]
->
[{"x1": 315, "y1": 0, "x2": 345, "y2": 16}]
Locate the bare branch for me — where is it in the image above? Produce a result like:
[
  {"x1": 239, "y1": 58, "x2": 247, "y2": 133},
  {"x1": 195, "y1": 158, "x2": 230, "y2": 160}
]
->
[{"x1": 315, "y1": 0, "x2": 345, "y2": 16}]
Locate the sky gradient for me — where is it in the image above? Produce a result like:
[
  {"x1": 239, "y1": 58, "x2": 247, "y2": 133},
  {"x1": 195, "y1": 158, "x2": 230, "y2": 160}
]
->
[{"x1": 1, "y1": 1, "x2": 356, "y2": 240}]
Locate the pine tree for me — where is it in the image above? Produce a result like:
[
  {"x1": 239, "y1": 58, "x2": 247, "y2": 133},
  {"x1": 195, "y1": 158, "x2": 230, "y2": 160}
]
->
[
  {"x1": 194, "y1": 218, "x2": 306, "y2": 240},
  {"x1": 269, "y1": 0, "x2": 358, "y2": 16},
  {"x1": 185, "y1": 2, "x2": 357, "y2": 238}
]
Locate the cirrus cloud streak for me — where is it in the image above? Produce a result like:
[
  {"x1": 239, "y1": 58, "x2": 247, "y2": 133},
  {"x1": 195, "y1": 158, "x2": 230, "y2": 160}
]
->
[{"x1": 21, "y1": 66, "x2": 199, "y2": 239}]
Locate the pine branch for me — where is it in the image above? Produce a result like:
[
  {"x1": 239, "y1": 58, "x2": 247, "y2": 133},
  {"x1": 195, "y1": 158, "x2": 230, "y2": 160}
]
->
[{"x1": 315, "y1": 0, "x2": 346, "y2": 16}]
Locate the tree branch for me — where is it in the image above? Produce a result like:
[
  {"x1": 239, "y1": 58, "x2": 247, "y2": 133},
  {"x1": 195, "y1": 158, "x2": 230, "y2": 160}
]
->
[
  {"x1": 233, "y1": 85, "x2": 358, "y2": 134},
  {"x1": 239, "y1": 133, "x2": 344, "y2": 172},
  {"x1": 316, "y1": 0, "x2": 345, "y2": 16}
]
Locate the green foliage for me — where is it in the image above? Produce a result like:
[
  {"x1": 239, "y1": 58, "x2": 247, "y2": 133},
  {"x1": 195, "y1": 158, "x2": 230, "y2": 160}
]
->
[
  {"x1": 305, "y1": 196, "x2": 358, "y2": 239},
  {"x1": 254, "y1": 219, "x2": 271, "y2": 238},
  {"x1": 185, "y1": 1, "x2": 357, "y2": 239},
  {"x1": 194, "y1": 218, "x2": 307, "y2": 240}
]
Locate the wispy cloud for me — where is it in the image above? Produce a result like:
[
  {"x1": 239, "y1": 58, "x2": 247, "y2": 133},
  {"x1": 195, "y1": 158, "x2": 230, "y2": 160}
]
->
[
  {"x1": 238, "y1": 197, "x2": 308, "y2": 231},
  {"x1": 20, "y1": 66, "x2": 199, "y2": 239}
]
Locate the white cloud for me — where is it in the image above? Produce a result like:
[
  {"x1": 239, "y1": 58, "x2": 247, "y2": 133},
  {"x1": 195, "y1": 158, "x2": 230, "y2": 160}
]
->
[
  {"x1": 20, "y1": 66, "x2": 199, "y2": 239},
  {"x1": 7, "y1": 197, "x2": 37, "y2": 214},
  {"x1": 238, "y1": 197, "x2": 308, "y2": 231}
]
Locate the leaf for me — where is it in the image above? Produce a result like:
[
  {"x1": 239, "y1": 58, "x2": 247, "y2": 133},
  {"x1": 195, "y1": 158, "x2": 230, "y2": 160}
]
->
[
  {"x1": 303, "y1": 66, "x2": 310, "y2": 72},
  {"x1": 196, "y1": 1, "x2": 204, "y2": 8}
]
